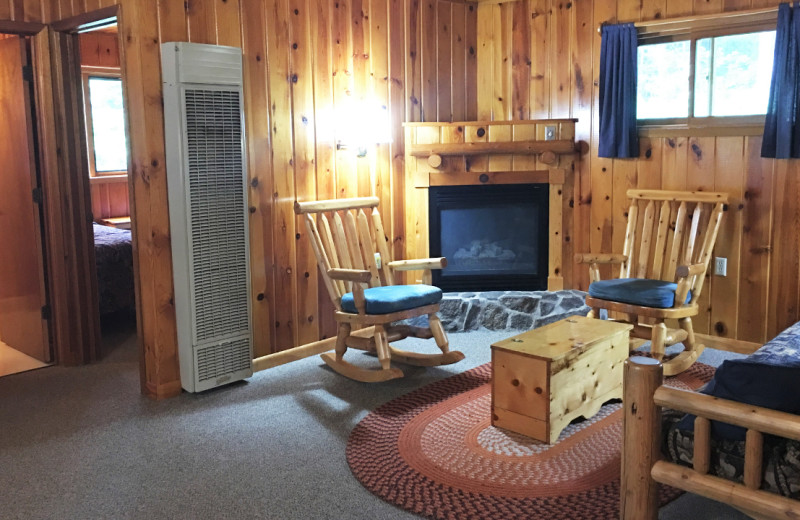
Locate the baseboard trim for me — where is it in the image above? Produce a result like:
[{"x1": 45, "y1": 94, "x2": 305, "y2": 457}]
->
[
  {"x1": 696, "y1": 333, "x2": 761, "y2": 355},
  {"x1": 252, "y1": 326, "x2": 377, "y2": 372}
]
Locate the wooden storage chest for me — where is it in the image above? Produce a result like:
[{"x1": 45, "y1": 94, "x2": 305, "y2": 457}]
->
[{"x1": 491, "y1": 316, "x2": 632, "y2": 443}]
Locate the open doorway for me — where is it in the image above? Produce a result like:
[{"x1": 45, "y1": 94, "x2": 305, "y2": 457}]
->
[
  {"x1": 0, "y1": 33, "x2": 52, "y2": 377},
  {"x1": 77, "y1": 23, "x2": 137, "y2": 359}
]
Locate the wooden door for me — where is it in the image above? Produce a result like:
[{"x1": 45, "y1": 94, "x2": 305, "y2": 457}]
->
[{"x1": 0, "y1": 35, "x2": 50, "y2": 362}]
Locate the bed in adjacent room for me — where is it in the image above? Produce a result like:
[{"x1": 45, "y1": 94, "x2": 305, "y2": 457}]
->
[{"x1": 93, "y1": 222, "x2": 135, "y2": 316}]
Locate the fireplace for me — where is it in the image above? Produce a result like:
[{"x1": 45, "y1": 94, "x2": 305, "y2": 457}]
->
[{"x1": 429, "y1": 184, "x2": 549, "y2": 292}]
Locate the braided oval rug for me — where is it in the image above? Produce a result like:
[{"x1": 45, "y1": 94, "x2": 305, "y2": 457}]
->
[{"x1": 347, "y1": 361, "x2": 714, "y2": 520}]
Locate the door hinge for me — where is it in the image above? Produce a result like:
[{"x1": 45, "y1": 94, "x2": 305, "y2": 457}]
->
[
  {"x1": 41, "y1": 305, "x2": 51, "y2": 320},
  {"x1": 22, "y1": 64, "x2": 33, "y2": 83},
  {"x1": 32, "y1": 187, "x2": 43, "y2": 204}
]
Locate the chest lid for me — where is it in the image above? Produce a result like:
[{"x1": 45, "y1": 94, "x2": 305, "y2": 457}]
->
[{"x1": 491, "y1": 316, "x2": 632, "y2": 361}]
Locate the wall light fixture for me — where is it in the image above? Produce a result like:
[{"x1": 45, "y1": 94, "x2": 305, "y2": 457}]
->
[{"x1": 335, "y1": 99, "x2": 391, "y2": 157}]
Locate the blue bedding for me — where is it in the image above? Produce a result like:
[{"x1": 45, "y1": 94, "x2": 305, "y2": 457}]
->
[
  {"x1": 680, "y1": 320, "x2": 800, "y2": 440},
  {"x1": 93, "y1": 223, "x2": 135, "y2": 316}
]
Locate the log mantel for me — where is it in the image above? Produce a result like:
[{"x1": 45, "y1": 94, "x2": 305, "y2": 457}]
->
[
  {"x1": 403, "y1": 120, "x2": 577, "y2": 292},
  {"x1": 408, "y1": 139, "x2": 576, "y2": 157}
]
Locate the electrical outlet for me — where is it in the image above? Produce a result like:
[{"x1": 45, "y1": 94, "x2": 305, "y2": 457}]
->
[
  {"x1": 544, "y1": 125, "x2": 557, "y2": 141},
  {"x1": 714, "y1": 257, "x2": 727, "y2": 276}
]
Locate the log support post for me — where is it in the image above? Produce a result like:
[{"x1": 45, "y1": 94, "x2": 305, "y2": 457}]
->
[{"x1": 621, "y1": 356, "x2": 663, "y2": 520}]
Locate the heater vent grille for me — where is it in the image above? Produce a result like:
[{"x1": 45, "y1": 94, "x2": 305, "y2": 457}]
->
[
  {"x1": 196, "y1": 337, "x2": 251, "y2": 382},
  {"x1": 184, "y1": 88, "x2": 249, "y2": 343}
]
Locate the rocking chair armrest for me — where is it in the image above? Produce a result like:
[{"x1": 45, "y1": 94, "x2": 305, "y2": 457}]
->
[
  {"x1": 387, "y1": 258, "x2": 448, "y2": 271},
  {"x1": 676, "y1": 263, "x2": 707, "y2": 278},
  {"x1": 673, "y1": 265, "x2": 706, "y2": 308},
  {"x1": 327, "y1": 268, "x2": 372, "y2": 283},
  {"x1": 574, "y1": 253, "x2": 628, "y2": 265},
  {"x1": 328, "y1": 270, "x2": 370, "y2": 314}
]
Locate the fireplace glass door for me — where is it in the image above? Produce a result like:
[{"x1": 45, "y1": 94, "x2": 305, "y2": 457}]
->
[{"x1": 429, "y1": 184, "x2": 548, "y2": 291}]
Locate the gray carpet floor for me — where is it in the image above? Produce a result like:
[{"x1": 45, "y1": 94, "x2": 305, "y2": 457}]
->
[{"x1": 0, "y1": 317, "x2": 751, "y2": 519}]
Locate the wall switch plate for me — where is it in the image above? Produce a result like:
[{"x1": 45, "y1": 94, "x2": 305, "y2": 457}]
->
[
  {"x1": 544, "y1": 125, "x2": 557, "y2": 141},
  {"x1": 714, "y1": 257, "x2": 727, "y2": 276}
]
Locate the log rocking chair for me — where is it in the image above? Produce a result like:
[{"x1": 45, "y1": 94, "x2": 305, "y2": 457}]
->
[
  {"x1": 295, "y1": 197, "x2": 465, "y2": 383},
  {"x1": 576, "y1": 190, "x2": 728, "y2": 376}
]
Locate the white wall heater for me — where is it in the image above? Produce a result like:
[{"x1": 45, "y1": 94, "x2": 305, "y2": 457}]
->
[{"x1": 161, "y1": 42, "x2": 253, "y2": 392}]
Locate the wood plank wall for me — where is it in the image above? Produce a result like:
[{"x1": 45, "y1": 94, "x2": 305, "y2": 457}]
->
[
  {"x1": 0, "y1": 0, "x2": 50, "y2": 22},
  {"x1": 27, "y1": 0, "x2": 476, "y2": 396},
  {"x1": 0, "y1": 0, "x2": 117, "y2": 22},
  {"x1": 475, "y1": 0, "x2": 800, "y2": 344},
  {"x1": 79, "y1": 30, "x2": 118, "y2": 67},
  {"x1": 80, "y1": 30, "x2": 131, "y2": 220},
  {"x1": 89, "y1": 179, "x2": 129, "y2": 218}
]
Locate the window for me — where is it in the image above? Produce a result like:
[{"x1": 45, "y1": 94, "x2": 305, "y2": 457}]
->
[
  {"x1": 82, "y1": 68, "x2": 128, "y2": 176},
  {"x1": 637, "y1": 41, "x2": 691, "y2": 119},
  {"x1": 635, "y1": 9, "x2": 778, "y2": 131},
  {"x1": 693, "y1": 32, "x2": 775, "y2": 117}
]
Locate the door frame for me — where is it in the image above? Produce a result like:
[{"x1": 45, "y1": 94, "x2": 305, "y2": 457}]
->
[
  {"x1": 47, "y1": 5, "x2": 135, "y2": 367},
  {"x1": 0, "y1": 5, "x2": 129, "y2": 367}
]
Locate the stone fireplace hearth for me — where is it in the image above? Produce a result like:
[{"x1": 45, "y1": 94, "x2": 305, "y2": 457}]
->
[{"x1": 407, "y1": 290, "x2": 589, "y2": 332}]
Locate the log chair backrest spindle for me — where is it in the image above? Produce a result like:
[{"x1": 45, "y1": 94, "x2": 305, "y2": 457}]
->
[
  {"x1": 622, "y1": 190, "x2": 728, "y2": 307},
  {"x1": 295, "y1": 197, "x2": 396, "y2": 311}
]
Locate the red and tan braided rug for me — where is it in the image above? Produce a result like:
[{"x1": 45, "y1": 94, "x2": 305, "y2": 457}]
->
[{"x1": 347, "y1": 361, "x2": 714, "y2": 520}]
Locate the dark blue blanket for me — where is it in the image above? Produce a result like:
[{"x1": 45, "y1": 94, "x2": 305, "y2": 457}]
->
[
  {"x1": 93, "y1": 223, "x2": 135, "y2": 316},
  {"x1": 680, "y1": 320, "x2": 800, "y2": 440}
]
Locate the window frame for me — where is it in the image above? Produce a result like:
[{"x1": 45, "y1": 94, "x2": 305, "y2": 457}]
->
[
  {"x1": 635, "y1": 8, "x2": 778, "y2": 137},
  {"x1": 81, "y1": 65, "x2": 128, "y2": 179}
]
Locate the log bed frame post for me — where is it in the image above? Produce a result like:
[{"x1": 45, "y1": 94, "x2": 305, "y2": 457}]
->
[
  {"x1": 621, "y1": 356, "x2": 663, "y2": 520},
  {"x1": 622, "y1": 357, "x2": 800, "y2": 520}
]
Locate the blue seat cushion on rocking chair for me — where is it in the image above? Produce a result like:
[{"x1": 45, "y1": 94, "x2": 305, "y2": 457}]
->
[
  {"x1": 340, "y1": 285, "x2": 443, "y2": 315},
  {"x1": 588, "y1": 278, "x2": 691, "y2": 309}
]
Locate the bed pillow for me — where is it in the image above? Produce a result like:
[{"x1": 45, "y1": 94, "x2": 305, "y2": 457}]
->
[{"x1": 679, "y1": 320, "x2": 800, "y2": 441}]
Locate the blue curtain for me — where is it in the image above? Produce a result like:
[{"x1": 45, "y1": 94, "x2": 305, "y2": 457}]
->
[
  {"x1": 599, "y1": 23, "x2": 639, "y2": 158},
  {"x1": 762, "y1": 2, "x2": 800, "y2": 158}
]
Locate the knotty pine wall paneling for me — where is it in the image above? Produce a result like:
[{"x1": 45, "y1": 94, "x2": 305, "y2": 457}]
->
[
  {"x1": 42, "y1": 0, "x2": 476, "y2": 397},
  {"x1": 89, "y1": 179, "x2": 129, "y2": 218},
  {"x1": 79, "y1": 30, "x2": 117, "y2": 66},
  {"x1": 475, "y1": 0, "x2": 800, "y2": 344},
  {"x1": 266, "y1": 0, "x2": 299, "y2": 355},
  {"x1": 0, "y1": 0, "x2": 48, "y2": 23},
  {"x1": 122, "y1": 0, "x2": 181, "y2": 398},
  {"x1": 50, "y1": 0, "x2": 118, "y2": 21}
]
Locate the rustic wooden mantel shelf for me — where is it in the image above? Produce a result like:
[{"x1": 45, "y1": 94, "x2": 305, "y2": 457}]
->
[{"x1": 408, "y1": 139, "x2": 576, "y2": 157}]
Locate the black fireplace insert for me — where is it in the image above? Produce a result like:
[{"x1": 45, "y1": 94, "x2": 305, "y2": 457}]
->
[{"x1": 429, "y1": 184, "x2": 549, "y2": 292}]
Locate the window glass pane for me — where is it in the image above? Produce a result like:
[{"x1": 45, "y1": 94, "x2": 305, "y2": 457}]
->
[
  {"x1": 694, "y1": 38, "x2": 712, "y2": 118},
  {"x1": 88, "y1": 77, "x2": 127, "y2": 172},
  {"x1": 637, "y1": 40, "x2": 690, "y2": 119},
  {"x1": 706, "y1": 31, "x2": 775, "y2": 117}
]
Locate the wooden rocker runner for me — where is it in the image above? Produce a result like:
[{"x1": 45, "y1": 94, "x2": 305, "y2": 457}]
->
[
  {"x1": 295, "y1": 197, "x2": 465, "y2": 383},
  {"x1": 576, "y1": 190, "x2": 728, "y2": 376}
]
